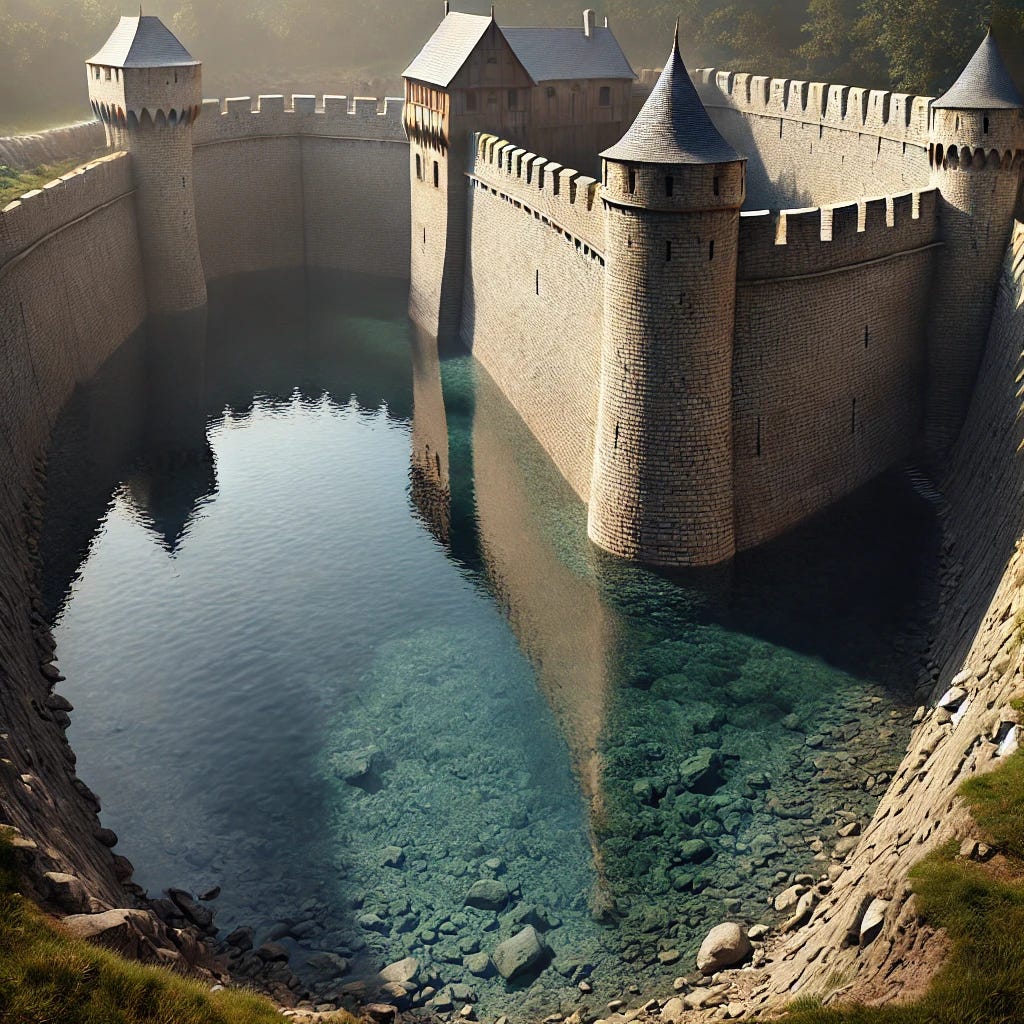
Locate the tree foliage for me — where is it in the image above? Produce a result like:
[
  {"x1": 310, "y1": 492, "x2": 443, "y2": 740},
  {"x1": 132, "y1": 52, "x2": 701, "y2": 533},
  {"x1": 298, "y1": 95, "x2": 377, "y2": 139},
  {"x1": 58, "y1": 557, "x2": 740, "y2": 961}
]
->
[{"x1": 2, "y1": 0, "x2": 1024, "y2": 132}]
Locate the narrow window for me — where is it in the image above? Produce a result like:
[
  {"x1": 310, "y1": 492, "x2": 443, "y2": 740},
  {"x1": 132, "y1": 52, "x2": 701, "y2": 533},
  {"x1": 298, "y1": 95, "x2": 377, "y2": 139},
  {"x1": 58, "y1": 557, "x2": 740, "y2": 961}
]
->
[
  {"x1": 665, "y1": 175, "x2": 674, "y2": 197},
  {"x1": 599, "y1": 86, "x2": 611, "y2": 107},
  {"x1": 466, "y1": 91, "x2": 477, "y2": 112},
  {"x1": 756, "y1": 416, "x2": 762, "y2": 457},
  {"x1": 984, "y1": 116, "x2": 990, "y2": 133},
  {"x1": 666, "y1": 240, "x2": 672, "y2": 261},
  {"x1": 864, "y1": 325, "x2": 869, "y2": 348},
  {"x1": 546, "y1": 86, "x2": 556, "y2": 100},
  {"x1": 416, "y1": 153, "x2": 422, "y2": 179},
  {"x1": 508, "y1": 89, "x2": 518, "y2": 110},
  {"x1": 535, "y1": 269, "x2": 540, "y2": 295},
  {"x1": 851, "y1": 397, "x2": 857, "y2": 434},
  {"x1": 174, "y1": 71, "x2": 178, "y2": 83},
  {"x1": 709, "y1": 239, "x2": 715, "y2": 261},
  {"x1": 433, "y1": 161, "x2": 439, "y2": 188},
  {"x1": 423, "y1": 227, "x2": 426, "y2": 244},
  {"x1": 713, "y1": 175, "x2": 720, "y2": 196},
  {"x1": 627, "y1": 168, "x2": 636, "y2": 194},
  {"x1": 104, "y1": 67, "x2": 111, "y2": 81}
]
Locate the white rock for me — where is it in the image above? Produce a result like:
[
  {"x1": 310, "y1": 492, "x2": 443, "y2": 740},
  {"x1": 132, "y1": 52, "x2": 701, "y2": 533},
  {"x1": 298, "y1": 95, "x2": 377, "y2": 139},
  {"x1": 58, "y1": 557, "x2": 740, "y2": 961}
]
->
[
  {"x1": 660, "y1": 997, "x2": 685, "y2": 1022},
  {"x1": 997, "y1": 724, "x2": 1018, "y2": 758},
  {"x1": 773, "y1": 884, "x2": 807, "y2": 913},
  {"x1": 696, "y1": 923, "x2": 752, "y2": 974},
  {"x1": 859, "y1": 897, "x2": 889, "y2": 944}
]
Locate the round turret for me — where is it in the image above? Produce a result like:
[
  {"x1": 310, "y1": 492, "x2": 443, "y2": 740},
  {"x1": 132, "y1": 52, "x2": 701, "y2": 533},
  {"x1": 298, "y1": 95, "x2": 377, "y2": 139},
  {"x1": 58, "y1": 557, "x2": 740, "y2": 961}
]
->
[
  {"x1": 588, "y1": 27, "x2": 745, "y2": 567},
  {"x1": 87, "y1": 15, "x2": 206, "y2": 315},
  {"x1": 925, "y1": 30, "x2": 1024, "y2": 456}
]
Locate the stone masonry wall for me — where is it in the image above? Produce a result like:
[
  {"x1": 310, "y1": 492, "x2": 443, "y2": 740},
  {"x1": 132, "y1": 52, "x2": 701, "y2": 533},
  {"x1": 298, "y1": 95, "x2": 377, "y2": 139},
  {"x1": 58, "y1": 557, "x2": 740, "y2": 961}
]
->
[
  {"x1": 462, "y1": 133, "x2": 606, "y2": 501},
  {"x1": 695, "y1": 69, "x2": 933, "y2": 209},
  {"x1": 732, "y1": 190, "x2": 940, "y2": 550},
  {"x1": 192, "y1": 94, "x2": 410, "y2": 281},
  {"x1": 730, "y1": 220, "x2": 1024, "y2": 1014},
  {"x1": 0, "y1": 120, "x2": 106, "y2": 171},
  {"x1": 0, "y1": 152, "x2": 147, "y2": 906}
]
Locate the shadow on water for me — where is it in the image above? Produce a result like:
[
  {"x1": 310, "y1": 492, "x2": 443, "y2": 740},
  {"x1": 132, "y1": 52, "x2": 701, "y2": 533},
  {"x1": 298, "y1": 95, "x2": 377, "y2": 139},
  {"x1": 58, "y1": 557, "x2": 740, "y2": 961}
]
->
[{"x1": 40, "y1": 269, "x2": 940, "y2": 1020}]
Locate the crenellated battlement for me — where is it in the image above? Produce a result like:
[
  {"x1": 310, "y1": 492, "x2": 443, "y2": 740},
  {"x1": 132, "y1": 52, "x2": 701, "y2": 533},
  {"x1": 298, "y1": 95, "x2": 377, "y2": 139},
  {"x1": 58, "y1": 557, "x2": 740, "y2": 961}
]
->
[
  {"x1": 693, "y1": 68, "x2": 933, "y2": 147},
  {"x1": 191, "y1": 94, "x2": 407, "y2": 147},
  {"x1": 468, "y1": 132, "x2": 605, "y2": 255},
  {"x1": 738, "y1": 188, "x2": 940, "y2": 280},
  {"x1": 0, "y1": 152, "x2": 134, "y2": 271}
]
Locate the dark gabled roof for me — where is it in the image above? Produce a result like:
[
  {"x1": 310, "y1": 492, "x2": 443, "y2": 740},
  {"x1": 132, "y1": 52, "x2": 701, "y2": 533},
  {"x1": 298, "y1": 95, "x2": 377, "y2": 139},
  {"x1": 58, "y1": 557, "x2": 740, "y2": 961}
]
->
[
  {"x1": 933, "y1": 30, "x2": 1024, "y2": 109},
  {"x1": 402, "y1": 12, "x2": 497, "y2": 87},
  {"x1": 601, "y1": 25, "x2": 740, "y2": 165},
  {"x1": 87, "y1": 15, "x2": 198, "y2": 68},
  {"x1": 502, "y1": 26, "x2": 634, "y2": 82}
]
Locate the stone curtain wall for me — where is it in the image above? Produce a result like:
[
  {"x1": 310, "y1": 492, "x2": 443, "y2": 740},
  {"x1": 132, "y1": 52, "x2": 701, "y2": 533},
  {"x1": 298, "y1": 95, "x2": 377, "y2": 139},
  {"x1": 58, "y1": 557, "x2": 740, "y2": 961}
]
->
[
  {"x1": 696, "y1": 70, "x2": 933, "y2": 210},
  {"x1": 731, "y1": 190, "x2": 940, "y2": 550},
  {"x1": 0, "y1": 152, "x2": 147, "y2": 903},
  {"x1": 738, "y1": 221, "x2": 1024, "y2": 1012},
  {"x1": 191, "y1": 95, "x2": 410, "y2": 281},
  {"x1": 461, "y1": 133, "x2": 605, "y2": 501},
  {"x1": 0, "y1": 121, "x2": 106, "y2": 171}
]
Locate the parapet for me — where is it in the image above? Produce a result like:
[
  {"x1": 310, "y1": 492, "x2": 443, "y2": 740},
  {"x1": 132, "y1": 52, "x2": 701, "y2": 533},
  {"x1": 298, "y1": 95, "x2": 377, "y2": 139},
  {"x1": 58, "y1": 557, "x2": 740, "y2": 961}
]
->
[
  {"x1": 694, "y1": 67, "x2": 933, "y2": 147},
  {"x1": 738, "y1": 188, "x2": 940, "y2": 281},
  {"x1": 468, "y1": 132, "x2": 605, "y2": 254},
  {"x1": 191, "y1": 94, "x2": 407, "y2": 147},
  {"x1": 0, "y1": 152, "x2": 134, "y2": 270}
]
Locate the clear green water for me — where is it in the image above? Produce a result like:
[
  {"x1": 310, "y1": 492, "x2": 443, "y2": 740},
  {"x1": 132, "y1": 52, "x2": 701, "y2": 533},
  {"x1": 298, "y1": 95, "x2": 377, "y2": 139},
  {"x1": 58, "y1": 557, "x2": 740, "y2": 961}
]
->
[{"x1": 41, "y1": 271, "x2": 938, "y2": 1020}]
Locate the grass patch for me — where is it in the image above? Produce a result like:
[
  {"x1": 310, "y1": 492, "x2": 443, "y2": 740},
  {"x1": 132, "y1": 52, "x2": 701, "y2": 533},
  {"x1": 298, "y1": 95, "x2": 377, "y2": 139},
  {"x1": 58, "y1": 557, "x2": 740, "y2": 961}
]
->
[
  {"x1": 781, "y1": 748, "x2": 1024, "y2": 1024},
  {"x1": 0, "y1": 829, "x2": 287, "y2": 1024},
  {"x1": 0, "y1": 159, "x2": 93, "y2": 207}
]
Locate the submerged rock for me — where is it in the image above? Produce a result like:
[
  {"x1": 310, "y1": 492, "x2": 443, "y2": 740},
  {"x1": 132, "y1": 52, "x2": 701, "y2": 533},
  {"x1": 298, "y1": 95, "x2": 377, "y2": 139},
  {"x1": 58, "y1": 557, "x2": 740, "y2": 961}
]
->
[
  {"x1": 492, "y1": 925, "x2": 546, "y2": 980},
  {"x1": 464, "y1": 878, "x2": 509, "y2": 911}
]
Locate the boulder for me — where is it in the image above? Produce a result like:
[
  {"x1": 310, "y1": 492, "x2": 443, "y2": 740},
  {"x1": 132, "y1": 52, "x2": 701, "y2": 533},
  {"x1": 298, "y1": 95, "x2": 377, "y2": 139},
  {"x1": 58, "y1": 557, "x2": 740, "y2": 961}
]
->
[
  {"x1": 773, "y1": 884, "x2": 807, "y2": 914},
  {"x1": 464, "y1": 878, "x2": 509, "y2": 911},
  {"x1": 41, "y1": 871, "x2": 89, "y2": 913},
  {"x1": 61, "y1": 908, "x2": 161, "y2": 961},
  {"x1": 696, "y1": 922, "x2": 752, "y2": 974},
  {"x1": 858, "y1": 898, "x2": 889, "y2": 946},
  {"x1": 168, "y1": 888, "x2": 214, "y2": 929},
  {"x1": 660, "y1": 997, "x2": 685, "y2": 1022},
  {"x1": 678, "y1": 748, "x2": 725, "y2": 794},
  {"x1": 379, "y1": 956, "x2": 420, "y2": 985},
  {"x1": 492, "y1": 925, "x2": 546, "y2": 980}
]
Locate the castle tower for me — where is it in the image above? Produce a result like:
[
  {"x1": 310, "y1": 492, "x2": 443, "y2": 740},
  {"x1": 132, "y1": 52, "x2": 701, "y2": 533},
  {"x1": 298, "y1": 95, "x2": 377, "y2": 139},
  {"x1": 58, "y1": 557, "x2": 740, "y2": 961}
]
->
[
  {"x1": 87, "y1": 15, "x2": 206, "y2": 315},
  {"x1": 587, "y1": 27, "x2": 745, "y2": 567},
  {"x1": 925, "y1": 30, "x2": 1024, "y2": 456}
]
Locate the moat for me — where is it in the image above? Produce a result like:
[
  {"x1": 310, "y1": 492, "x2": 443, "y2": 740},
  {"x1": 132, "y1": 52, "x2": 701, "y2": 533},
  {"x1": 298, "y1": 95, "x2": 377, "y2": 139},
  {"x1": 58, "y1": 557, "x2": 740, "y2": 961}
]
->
[{"x1": 39, "y1": 272, "x2": 939, "y2": 1021}]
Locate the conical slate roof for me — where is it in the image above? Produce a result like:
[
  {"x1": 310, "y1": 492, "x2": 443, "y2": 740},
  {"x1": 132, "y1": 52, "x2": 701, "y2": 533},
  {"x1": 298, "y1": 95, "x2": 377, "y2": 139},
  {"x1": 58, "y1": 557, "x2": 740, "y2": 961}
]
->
[
  {"x1": 88, "y1": 15, "x2": 198, "y2": 68},
  {"x1": 601, "y1": 25, "x2": 740, "y2": 164},
  {"x1": 933, "y1": 30, "x2": 1023, "y2": 109}
]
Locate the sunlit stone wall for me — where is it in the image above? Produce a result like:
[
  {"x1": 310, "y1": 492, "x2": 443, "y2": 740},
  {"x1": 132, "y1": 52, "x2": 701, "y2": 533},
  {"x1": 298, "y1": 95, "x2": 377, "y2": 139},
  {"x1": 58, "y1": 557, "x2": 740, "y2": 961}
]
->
[
  {"x1": 696, "y1": 70, "x2": 933, "y2": 210},
  {"x1": 0, "y1": 151, "x2": 146, "y2": 902},
  {"x1": 191, "y1": 95, "x2": 410, "y2": 281}
]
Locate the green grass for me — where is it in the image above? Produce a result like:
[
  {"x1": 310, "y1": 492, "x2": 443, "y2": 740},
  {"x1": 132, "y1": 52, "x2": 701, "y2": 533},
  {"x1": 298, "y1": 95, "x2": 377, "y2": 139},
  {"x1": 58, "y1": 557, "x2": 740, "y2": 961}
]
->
[
  {"x1": 0, "y1": 829, "x2": 290, "y2": 1024},
  {"x1": 781, "y1": 746, "x2": 1024, "y2": 1024},
  {"x1": 0, "y1": 159, "x2": 93, "y2": 207}
]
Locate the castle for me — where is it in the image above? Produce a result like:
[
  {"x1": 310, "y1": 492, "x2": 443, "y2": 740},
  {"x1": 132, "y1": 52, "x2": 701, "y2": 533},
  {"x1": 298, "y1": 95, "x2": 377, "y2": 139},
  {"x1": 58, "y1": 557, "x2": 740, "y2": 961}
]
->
[{"x1": 72, "y1": 10, "x2": 1024, "y2": 568}]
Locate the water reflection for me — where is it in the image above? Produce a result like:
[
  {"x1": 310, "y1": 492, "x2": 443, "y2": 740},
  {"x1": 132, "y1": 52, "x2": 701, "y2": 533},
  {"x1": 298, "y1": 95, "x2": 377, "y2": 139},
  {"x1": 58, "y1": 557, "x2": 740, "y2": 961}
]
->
[{"x1": 41, "y1": 270, "x2": 938, "y2": 1020}]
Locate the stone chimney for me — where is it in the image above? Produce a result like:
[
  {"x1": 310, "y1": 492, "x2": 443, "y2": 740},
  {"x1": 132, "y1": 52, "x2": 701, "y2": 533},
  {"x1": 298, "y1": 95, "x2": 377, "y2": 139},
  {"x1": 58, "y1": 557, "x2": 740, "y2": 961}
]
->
[{"x1": 583, "y1": 8, "x2": 596, "y2": 37}]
